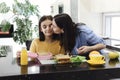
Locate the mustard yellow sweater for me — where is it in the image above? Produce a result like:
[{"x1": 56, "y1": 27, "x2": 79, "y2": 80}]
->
[{"x1": 30, "y1": 38, "x2": 65, "y2": 55}]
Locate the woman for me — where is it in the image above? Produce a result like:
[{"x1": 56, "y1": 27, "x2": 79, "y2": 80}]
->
[
  {"x1": 30, "y1": 15, "x2": 65, "y2": 56},
  {"x1": 52, "y1": 13, "x2": 106, "y2": 58}
]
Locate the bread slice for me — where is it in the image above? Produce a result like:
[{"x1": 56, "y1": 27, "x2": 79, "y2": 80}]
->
[{"x1": 55, "y1": 54, "x2": 71, "y2": 64}]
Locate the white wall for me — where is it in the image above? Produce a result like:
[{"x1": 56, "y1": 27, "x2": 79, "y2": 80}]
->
[
  {"x1": 51, "y1": 0, "x2": 103, "y2": 35},
  {"x1": 78, "y1": 0, "x2": 103, "y2": 36},
  {"x1": 51, "y1": 0, "x2": 120, "y2": 36},
  {"x1": 91, "y1": 0, "x2": 120, "y2": 12}
]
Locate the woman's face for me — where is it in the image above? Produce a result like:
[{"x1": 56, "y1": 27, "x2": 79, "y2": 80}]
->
[
  {"x1": 40, "y1": 19, "x2": 53, "y2": 37},
  {"x1": 52, "y1": 19, "x2": 63, "y2": 34}
]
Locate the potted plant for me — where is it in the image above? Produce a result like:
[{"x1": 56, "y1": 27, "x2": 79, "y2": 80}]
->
[
  {"x1": 0, "y1": 2, "x2": 11, "y2": 34},
  {"x1": 0, "y1": 21, "x2": 13, "y2": 38},
  {"x1": 0, "y1": 2, "x2": 13, "y2": 37},
  {"x1": 0, "y1": 0, "x2": 40, "y2": 49}
]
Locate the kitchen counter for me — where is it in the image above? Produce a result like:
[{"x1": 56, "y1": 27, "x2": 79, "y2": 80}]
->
[
  {"x1": 103, "y1": 37, "x2": 120, "y2": 51},
  {"x1": 0, "y1": 45, "x2": 120, "y2": 80}
]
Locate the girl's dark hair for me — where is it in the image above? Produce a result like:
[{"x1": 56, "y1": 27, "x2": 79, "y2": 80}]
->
[
  {"x1": 39, "y1": 15, "x2": 59, "y2": 41},
  {"x1": 53, "y1": 13, "x2": 77, "y2": 53}
]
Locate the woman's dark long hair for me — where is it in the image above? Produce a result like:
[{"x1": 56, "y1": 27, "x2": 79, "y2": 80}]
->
[
  {"x1": 39, "y1": 15, "x2": 59, "y2": 41},
  {"x1": 53, "y1": 13, "x2": 77, "y2": 53}
]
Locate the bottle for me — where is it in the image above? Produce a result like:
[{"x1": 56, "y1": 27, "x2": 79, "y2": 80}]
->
[
  {"x1": 20, "y1": 47, "x2": 28, "y2": 65},
  {"x1": 21, "y1": 65, "x2": 28, "y2": 74}
]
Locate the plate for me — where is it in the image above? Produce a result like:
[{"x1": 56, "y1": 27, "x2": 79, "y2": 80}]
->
[
  {"x1": 37, "y1": 54, "x2": 52, "y2": 60},
  {"x1": 28, "y1": 52, "x2": 38, "y2": 58},
  {"x1": 87, "y1": 60, "x2": 105, "y2": 66},
  {"x1": 39, "y1": 60, "x2": 56, "y2": 65}
]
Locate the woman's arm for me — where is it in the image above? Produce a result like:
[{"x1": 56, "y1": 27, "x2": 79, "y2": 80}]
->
[
  {"x1": 76, "y1": 25, "x2": 106, "y2": 54},
  {"x1": 77, "y1": 43, "x2": 106, "y2": 54}
]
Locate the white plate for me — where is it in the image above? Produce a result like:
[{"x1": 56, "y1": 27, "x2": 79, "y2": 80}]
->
[{"x1": 39, "y1": 60, "x2": 56, "y2": 65}]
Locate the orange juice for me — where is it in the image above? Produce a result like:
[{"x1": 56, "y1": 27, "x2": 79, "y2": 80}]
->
[
  {"x1": 20, "y1": 47, "x2": 28, "y2": 65},
  {"x1": 21, "y1": 65, "x2": 28, "y2": 74}
]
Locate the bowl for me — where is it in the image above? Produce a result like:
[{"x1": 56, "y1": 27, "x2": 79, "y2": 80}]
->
[{"x1": 37, "y1": 53, "x2": 52, "y2": 60}]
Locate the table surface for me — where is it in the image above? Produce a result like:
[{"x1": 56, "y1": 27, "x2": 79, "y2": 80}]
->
[{"x1": 0, "y1": 45, "x2": 120, "y2": 80}]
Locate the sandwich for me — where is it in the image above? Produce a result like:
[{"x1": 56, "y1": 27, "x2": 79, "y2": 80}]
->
[{"x1": 55, "y1": 54, "x2": 71, "y2": 64}]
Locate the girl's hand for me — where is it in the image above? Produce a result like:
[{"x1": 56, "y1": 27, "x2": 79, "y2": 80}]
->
[{"x1": 16, "y1": 51, "x2": 21, "y2": 58}]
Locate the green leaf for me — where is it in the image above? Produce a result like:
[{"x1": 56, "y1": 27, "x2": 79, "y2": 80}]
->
[
  {"x1": 70, "y1": 56, "x2": 86, "y2": 63},
  {"x1": 0, "y1": 0, "x2": 40, "y2": 44},
  {"x1": 0, "y1": 20, "x2": 11, "y2": 32},
  {"x1": 0, "y1": 2, "x2": 10, "y2": 13}
]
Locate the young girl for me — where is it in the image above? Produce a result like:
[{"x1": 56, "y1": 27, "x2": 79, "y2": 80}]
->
[{"x1": 30, "y1": 15, "x2": 65, "y2": 56}]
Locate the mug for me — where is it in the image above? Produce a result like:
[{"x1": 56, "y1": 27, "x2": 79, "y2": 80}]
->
[{"x1": 89, "y1": 54, "x2": 105, "y2": 62}]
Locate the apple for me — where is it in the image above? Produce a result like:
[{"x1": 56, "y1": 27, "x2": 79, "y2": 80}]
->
[{"x1": 108, "y1": 52, "x2": 119, "y2": 59}]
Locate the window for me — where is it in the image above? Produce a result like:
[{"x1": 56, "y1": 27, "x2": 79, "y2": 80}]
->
[{"x1": 103, "y1": 13, "x2": 120, "y2": 46}]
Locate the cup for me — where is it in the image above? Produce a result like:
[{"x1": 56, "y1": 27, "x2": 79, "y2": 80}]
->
[{"x1": 89, "y1": 54, "x2": 105, "y2": 62}]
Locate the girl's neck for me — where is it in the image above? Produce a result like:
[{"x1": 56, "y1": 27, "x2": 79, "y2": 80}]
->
[{"x1": 45, "y1": 36, "x2": 54, "y2": 43}]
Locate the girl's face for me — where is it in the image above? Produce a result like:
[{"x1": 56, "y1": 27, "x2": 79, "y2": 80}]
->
[
  {"x1": 52, "y1": 19, "x2": 64, "y2": 34},
  {"x1": 40, "y1": 19, "x2": 53, "y2": 37}
]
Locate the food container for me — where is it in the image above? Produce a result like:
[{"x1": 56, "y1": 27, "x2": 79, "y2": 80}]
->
[{"x1": 37, "y1": 53, "x2": 52, "y2": 60}]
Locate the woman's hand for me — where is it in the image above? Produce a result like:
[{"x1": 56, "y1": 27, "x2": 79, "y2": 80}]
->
[{"x1": 76, "y1": 46, "x2": 92, "y2": 54}]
